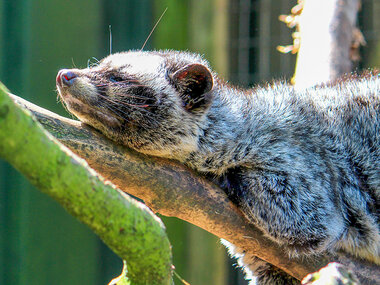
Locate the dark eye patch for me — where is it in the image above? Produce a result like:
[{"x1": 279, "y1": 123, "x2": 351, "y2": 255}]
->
[{"x1": 109, "y1": 75, "x2": 125, "y2": 83}]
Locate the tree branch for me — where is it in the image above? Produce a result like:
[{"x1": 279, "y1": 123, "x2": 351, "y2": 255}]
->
[
  {"x1": 9, "y1": 92, "x2": 380, "y2": 284},
  {"x1": 0, "y1": 83, "x2": 172, "y2": 285}
]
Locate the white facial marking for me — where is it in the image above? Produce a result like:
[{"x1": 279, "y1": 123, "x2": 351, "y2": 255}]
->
[{"x1": 105, "y1": 52, "x2": 164, "y2": 75}]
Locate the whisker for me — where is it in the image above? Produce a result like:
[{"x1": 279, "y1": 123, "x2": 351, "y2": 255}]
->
[
  {"x1": 56, "y1": 96, "x2": 76, "y2": 119},
  {"x1": 141, "y1": 7, "x2": 168, "y2": 51},
  {"x1": 71, "y1": 58, "x2": 77, "y2": 68},
  {"x1": 111, "y1": 83, "x2": 150, "y2": 88},
  {"x1": 128, "y1": 104, "x2": 150, "y2": 108},
  {"x1": 97, "y1": 94, "x2": 161, "y2": 127},
  {"x1": 96, "y1": 88, "x2": 155, "y2": 101},
  {"x1": 96, "y1": 98, "x2": 136, "y2": 121},
  {"x1": 122, "y1": 94, "x2": 156, "y2": 101},
  {"x1": 88, "y1": 57, "x2": 100, "y2": 68},
  {"x1": 101, "y1": 103, "x2": 153, "y2": 129},
  {"x1": 109, "y1": 25, "x2": 113, "y2": 55},
  {"x1": 98, "y1": 93, "x2": 154, "y2": 108},
  {"x1": 113, "y1": 79, "x2": 144, "y2": 84},
  {"x1": 103, "y1": 103, "x2": 129, "y2": 118}
]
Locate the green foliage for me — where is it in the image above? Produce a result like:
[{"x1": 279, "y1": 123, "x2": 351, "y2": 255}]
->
[
  {"x1": 153, "y1": 0, "x2": 189, "y2": 50},
  {"x1": 0, "y1": 82, "x2": 172, "y2": 285}
]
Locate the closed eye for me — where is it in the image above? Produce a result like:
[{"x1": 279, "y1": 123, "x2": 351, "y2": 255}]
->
[{"x1": 109, "y1": 75, "x2": 125, "y2": 82}]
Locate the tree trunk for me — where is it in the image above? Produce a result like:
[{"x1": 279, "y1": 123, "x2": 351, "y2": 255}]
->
[{"x1": 292, "y1": 0, "x2": 360, "y2": 89}]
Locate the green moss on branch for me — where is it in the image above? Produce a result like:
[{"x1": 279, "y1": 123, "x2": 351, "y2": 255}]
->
[{"x1": 0, "y1": 82, "x2": 172, "y2": 285}]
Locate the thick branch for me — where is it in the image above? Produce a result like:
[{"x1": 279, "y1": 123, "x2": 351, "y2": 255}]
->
[
  {"x1": 10, "y1": 93, "x2": 380, "y2": 283},
  {"x1": 0, "y1": 83, "x2": 172, "y2": 285}
]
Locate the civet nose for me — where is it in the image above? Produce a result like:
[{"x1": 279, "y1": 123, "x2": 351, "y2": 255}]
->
[{"x1": 56, "y1": 69, "x2": 77, "y2": 87}]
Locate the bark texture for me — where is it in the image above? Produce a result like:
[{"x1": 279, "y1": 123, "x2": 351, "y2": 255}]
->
[
  {"x1": 9, "y1": 92, "x2": 380, "y2": 284},
  {"x1": 0, "y1": 83, "x2": 172, "y2": 285}
]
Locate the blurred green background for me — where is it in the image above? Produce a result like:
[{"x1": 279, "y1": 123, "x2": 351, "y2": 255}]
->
[{"x1": 0, "y1": 0, "x2": 379, "y2": 284}]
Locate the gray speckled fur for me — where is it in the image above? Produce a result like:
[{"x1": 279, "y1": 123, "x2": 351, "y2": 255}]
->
[{"x1": 57, "y1": 50, "x2": 379, "y2": 284}]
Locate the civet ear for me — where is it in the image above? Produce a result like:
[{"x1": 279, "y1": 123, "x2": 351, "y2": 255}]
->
[{"x1": 172, "y1": 64, "x2": 214, "y2": 112}]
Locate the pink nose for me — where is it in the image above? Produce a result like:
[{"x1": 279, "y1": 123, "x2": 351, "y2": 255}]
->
[{"x1": 56, "y1": 69, "x2": 77, "y2": 87}]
